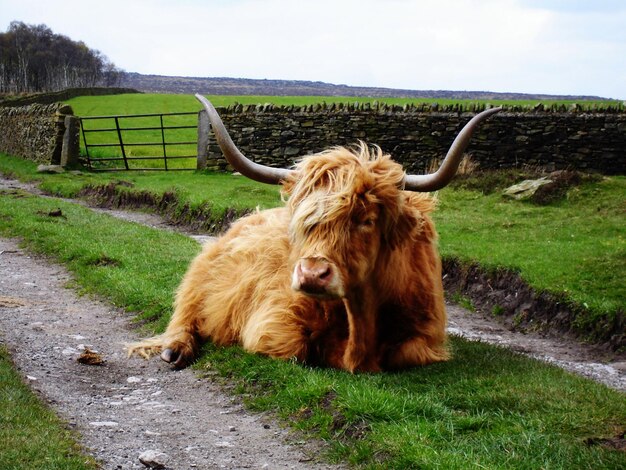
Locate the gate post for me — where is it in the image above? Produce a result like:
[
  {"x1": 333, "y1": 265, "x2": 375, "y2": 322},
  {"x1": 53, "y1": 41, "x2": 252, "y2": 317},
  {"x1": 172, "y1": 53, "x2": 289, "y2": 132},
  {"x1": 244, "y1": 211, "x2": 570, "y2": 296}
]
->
[
  {"x1": 196, "y1": 109, "x2": 209, "y2": 170},
  {"x1": 61, "y1": 115, "x2": 81, "y2": 168}
]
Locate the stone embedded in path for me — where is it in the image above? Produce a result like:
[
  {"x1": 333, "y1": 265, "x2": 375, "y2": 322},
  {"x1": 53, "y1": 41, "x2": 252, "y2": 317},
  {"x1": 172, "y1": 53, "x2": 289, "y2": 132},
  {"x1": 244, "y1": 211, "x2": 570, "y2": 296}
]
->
[
  {"x1": 139, "y1": 449, "x2": 170, "y2": 469},
  {"x1": 89, "y1": 421, "x2": 119, "y2": 427},
  {"x1": 214, "y1": 440, "x2": 235, "y2": 448}
]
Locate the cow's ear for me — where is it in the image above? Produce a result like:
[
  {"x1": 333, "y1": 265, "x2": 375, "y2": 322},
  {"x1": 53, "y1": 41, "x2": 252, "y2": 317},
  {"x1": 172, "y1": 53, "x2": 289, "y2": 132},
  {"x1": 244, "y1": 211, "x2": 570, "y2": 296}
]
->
[{"x1": 383, "y1": 192, "x2": 434, "y2": 250}]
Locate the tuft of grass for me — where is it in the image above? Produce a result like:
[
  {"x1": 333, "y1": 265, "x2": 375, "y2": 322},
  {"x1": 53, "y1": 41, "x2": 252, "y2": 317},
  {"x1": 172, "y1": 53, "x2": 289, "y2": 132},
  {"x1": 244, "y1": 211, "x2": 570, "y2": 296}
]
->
[
  {"x1": 492, "y1": 305, "x2": 506, "y2": 316},
  {"x1": 450, "y1": 292, "x2": 475, "y2": 312},
  {"x1": 0, "y1": 346, "x2": 97, "y2": 469},
  {"x1": 0, "y1": 184, "x2": 625, "y2": 468}
]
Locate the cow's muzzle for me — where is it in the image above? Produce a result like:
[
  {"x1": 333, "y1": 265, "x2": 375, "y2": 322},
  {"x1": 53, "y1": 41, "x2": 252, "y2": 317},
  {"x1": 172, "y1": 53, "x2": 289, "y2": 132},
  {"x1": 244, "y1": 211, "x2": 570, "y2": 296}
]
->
[{"x1": 292, "y1": 257, "x2": 344, "y2": 298}]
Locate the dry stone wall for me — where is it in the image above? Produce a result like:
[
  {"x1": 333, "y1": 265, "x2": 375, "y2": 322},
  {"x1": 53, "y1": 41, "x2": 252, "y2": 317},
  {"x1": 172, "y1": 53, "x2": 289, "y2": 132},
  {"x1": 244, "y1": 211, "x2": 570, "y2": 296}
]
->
[
  {"x1": 204, "y1": 104, "x2": 626, "y2": 175},
  {"x1": 2, "y1": 100, "x2": 624, "y2": 174},
  {"x1": 0, "y1": 103, "x2": 76, "y2": 164}
]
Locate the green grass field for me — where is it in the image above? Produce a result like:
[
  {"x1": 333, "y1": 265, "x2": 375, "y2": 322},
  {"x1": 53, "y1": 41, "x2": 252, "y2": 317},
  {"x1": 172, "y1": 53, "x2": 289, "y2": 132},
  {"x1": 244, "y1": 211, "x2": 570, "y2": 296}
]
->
[
  {"x1": 435, "y1": 178, "x2": 626, "y2": 320},
  {"x1": 0, "y1": 186, "x2": 624, "y2": 469}
]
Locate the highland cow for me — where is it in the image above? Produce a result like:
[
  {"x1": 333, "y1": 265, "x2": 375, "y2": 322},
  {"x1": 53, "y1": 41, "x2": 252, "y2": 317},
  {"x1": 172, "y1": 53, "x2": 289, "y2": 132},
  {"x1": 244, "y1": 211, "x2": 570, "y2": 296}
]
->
[{"x1": 128, "y1": 95, "x2": 500, "y2": 372}]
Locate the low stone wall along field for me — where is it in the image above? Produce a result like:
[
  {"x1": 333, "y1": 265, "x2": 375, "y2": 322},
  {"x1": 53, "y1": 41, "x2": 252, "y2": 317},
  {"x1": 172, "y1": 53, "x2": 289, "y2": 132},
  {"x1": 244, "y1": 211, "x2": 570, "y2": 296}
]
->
[{"x1": 203, "y1": 103, "x2": 626, "y2": 175}]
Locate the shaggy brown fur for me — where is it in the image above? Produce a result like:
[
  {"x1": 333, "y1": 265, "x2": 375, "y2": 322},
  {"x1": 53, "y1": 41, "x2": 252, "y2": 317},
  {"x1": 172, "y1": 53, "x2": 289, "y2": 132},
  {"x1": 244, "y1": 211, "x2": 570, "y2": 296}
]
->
[{"x1": 128, "y1": 144, "x2": 449, "y2": 372}]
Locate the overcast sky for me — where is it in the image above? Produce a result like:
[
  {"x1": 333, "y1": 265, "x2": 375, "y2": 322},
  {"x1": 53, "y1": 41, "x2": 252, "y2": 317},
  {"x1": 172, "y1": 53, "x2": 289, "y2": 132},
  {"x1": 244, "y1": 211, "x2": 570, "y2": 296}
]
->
[{"x1": 1, "y1": 0, "x2": 624, "y2": 99}]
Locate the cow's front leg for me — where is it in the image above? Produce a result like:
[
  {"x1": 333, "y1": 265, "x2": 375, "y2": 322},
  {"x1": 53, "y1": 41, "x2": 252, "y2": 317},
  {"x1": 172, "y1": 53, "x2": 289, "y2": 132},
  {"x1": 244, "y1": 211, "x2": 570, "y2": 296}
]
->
[
  {"x1": 127, "y1": 312, "x2": 201, "y2": 369},
  {"x1": 342, "y1": 289, "x2": 380, "y2": 373},
  {"x1": 157, "y1": 327, "x2": 200, "y2": 369},
  {"x1": 128, "y1": 261, "x2": 208, "y2": 368}
]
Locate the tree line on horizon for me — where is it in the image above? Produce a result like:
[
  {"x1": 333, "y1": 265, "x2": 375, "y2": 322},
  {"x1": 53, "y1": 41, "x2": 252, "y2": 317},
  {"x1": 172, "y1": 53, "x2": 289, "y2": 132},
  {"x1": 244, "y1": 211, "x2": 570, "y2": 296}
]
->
[{"x1": 0, "y1": 21, "x2": 125, "y2": 94}]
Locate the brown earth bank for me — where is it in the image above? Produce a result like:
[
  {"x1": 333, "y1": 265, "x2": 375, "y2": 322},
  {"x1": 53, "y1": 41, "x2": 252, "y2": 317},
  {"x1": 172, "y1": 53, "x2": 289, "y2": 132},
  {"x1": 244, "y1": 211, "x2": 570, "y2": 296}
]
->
[
  {"x1": 442, "y1": 259, "x2": 626, "y2": 355},
  {"x1": 77, "y1": 182, "x2": 251, "y2": 234}
]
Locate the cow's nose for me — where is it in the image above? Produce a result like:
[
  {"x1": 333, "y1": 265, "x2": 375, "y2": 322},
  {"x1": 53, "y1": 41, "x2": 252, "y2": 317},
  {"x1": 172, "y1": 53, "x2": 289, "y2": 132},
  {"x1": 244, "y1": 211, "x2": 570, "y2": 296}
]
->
[{"x1": 295, "y1": 257, "x2": 335, "y2": 295}]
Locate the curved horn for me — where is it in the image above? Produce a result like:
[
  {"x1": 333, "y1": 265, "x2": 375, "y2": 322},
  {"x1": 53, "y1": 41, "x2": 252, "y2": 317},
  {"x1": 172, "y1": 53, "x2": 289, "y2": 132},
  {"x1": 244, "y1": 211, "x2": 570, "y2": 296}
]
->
[
  {"x1": 195, "y1": 94, "x2": 293, "y2": 185},
  {"x1": 403, "y1": 107, "x2": 502, "y2": 192}
]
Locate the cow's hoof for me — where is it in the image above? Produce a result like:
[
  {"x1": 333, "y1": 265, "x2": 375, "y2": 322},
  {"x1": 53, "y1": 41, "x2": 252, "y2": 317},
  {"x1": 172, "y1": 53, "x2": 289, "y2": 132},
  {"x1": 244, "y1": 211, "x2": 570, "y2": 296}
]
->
[
  {"x1": 160, "y1": 348, "x2": 188, "y2": 369},
  {"x1": 160, "y1": 348, "x2": 176, "y2": 363}
]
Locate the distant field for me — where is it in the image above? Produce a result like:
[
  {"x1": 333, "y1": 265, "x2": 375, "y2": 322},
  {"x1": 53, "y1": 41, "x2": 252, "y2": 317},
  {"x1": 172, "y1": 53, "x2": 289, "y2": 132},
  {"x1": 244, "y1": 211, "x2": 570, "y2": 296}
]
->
[{"x1": 66, "y1": 92, "x2": 622, "y2": 117}]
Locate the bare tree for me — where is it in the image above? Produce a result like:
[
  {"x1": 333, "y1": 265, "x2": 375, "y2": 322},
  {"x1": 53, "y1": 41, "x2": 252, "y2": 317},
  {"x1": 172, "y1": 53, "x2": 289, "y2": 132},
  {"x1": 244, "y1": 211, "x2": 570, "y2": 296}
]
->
[{"x1": 0, "y1": 21, "x2": 125, "y2": 94}]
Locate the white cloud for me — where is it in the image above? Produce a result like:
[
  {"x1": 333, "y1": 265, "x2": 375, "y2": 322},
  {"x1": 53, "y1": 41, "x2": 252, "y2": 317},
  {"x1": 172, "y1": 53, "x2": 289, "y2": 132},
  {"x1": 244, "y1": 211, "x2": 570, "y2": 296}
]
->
[{"x1": 1, "y1": 0, "x2": 624, "y2": 98}]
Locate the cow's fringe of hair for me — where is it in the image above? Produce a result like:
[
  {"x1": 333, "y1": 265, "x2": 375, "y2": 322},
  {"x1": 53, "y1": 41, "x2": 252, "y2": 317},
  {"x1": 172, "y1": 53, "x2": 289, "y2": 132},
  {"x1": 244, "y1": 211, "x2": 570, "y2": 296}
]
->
[
  {"x1": 284, "y1": 143, "x2": 413, "y2": 244},
  {"x1": 284, "y1": 142, "x2": 405, "y2": 205}
]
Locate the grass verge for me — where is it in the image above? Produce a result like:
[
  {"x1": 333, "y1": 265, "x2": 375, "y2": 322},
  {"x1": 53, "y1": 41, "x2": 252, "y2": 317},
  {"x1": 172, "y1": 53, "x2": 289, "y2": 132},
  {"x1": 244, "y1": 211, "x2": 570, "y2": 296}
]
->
[
  {"x1": 0, "y1": 166, "x2": 625, "y2": 468},
  {"x1": 0, "y1": 346, "x2": 97, "y2": 469},
  {"x1": 0, "y1": 152, "x2": 282, "y2": 232},
  {"x1": 434, "y1": 177, "x2": 625, "y2": 348}
]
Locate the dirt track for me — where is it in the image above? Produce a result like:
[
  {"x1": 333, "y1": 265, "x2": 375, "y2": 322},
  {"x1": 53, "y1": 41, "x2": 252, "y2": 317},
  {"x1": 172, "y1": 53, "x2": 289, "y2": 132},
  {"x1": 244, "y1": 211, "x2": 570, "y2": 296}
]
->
[
  {"x1": 0, "y1": 237, "x2": 342, "y2": 469},
  {"x1": 0, "y1": 175, "x2": 624, "y2": 468}
]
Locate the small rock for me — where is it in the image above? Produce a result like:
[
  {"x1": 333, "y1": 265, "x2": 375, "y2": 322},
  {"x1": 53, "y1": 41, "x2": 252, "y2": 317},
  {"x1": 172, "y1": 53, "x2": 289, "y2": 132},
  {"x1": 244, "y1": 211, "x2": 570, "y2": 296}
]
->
[
  {"x1": 90, "y1": 421, "x2": 119, "y2": 427},
  {"x1": 503, "y1": 177, "x2": 552, "y2": 200},
  {"x1": 36, "y1": 164, "x2": 65, "y2": 174},
  {"x1": 127, "y1": 376, "x2": 142, "y2": 383},
  {"x1": 139, "y1": 450, "x2": 169, "y2": 469},
  {"x1": 62, "y1": 346, "x2": 80, "y2": 356},
  {"x1": 67, "y1": 334, "x2": 87, "y2": 340},
  {"x1": 214, "y1": 440, "x2": 234, "y2": 448},
  {"x1": 611, "y1": 361, "x2": 626, "y2": 373}
]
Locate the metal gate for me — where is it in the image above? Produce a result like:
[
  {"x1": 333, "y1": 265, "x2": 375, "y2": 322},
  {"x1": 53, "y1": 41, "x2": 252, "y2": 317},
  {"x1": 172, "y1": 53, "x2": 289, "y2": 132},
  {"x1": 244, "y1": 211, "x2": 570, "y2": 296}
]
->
[{"x1": 79, "y1": 112, "x2": 198, "y2": 171}]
